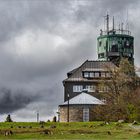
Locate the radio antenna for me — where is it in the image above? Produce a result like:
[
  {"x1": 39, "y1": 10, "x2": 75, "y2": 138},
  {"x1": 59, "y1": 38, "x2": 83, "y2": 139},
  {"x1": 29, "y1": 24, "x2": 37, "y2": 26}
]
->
[
  {"x1": 112, "y1": 16, "x2": 115, "y2": 31},
  {"x1": 106, "y1": 12, "x2": 109, "y2": 34}
]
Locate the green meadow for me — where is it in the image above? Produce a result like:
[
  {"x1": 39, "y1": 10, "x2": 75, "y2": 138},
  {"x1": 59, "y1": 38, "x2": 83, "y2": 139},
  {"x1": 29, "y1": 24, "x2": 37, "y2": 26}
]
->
[{"x1": 0, "y1": 122, "x2": 140, "y2": 139}]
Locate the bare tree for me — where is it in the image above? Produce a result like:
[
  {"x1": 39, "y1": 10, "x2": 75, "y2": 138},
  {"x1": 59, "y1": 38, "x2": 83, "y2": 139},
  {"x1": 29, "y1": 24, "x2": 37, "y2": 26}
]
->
[{"x1": 94, "y1": 59, "x2": 140, "y2": 122}]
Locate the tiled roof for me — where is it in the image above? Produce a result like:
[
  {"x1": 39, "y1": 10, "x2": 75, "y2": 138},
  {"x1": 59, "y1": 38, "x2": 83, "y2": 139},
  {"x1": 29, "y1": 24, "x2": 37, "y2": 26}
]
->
[{"x1": 60, "y1": 92, "x2": 104, "y2": 105}]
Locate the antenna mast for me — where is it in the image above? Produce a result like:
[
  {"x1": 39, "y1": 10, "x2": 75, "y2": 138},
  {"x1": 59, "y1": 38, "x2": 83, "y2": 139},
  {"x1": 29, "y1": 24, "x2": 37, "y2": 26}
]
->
[
  {"x1": 106, "y1": 13, "x2": 109, "y2": 34},
  {"x1": 121, "y1": 22, "x2": 123, "y2": 34},
  {"x1": 112, "y1": 16, "x2": 115, "y2": 31}
]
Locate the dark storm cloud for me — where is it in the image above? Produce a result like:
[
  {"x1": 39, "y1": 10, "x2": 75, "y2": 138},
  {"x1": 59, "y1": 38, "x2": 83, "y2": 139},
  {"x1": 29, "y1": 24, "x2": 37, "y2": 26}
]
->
[
  {"x1": 0, "y1": 0, "x2": 139, "y2": 120},
  {"x1": 0, "y1": 88, "x2": 39, "y2": 114}
]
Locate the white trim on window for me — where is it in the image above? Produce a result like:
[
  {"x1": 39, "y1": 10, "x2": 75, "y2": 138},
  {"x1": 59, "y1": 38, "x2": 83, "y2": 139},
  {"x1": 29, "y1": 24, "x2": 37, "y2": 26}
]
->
[
  {"x1": 84, "y1": 72, "x2": 89, "y2": 78},
  {"x1": 89, "y1": 72, "x2": 94, "y2": 78},
  {"x1": 85, "y1": 85, "x2": 96, "y2": 92},
  {"x1": 95, "y1": 72, "x2": 99, "y2": 77},
  {"x1": 73, "y1": 85, "x2": 83, "y2": 92}
]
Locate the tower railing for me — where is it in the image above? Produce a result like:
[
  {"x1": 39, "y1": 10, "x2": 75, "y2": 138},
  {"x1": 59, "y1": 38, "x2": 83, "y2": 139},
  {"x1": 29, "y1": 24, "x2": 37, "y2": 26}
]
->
[{"x1": 100, "y1": 29, "x2": 131, "y2": 36}]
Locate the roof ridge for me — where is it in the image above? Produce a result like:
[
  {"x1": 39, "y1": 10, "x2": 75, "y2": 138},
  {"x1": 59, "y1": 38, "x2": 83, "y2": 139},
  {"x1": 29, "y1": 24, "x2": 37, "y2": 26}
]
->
[
  {"x1": 60, "y1": 92, "x2": 104, "y2": 105},
  {"x1": 63, "y1": 60, "x2": 88, "y2": 81}
]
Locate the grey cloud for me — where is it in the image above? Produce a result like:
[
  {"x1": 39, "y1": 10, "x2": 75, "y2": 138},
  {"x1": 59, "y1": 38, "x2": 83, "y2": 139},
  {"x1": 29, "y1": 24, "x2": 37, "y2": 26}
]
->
[
  {"x1": 0, "y1": 0, "x2": 71, "y2": 42},
  {"x1": 0, "y1": 87, "x2": 38, "y2": 114},
  {"x1": 100, "y1": 0, "x2": 138, "y2": 12},
  {"x1": 0, "y1": 0, "x2": 139, "y2": 121},
  {"x1": 69, "y1": 0, "x2": 139, "y2": 26}
]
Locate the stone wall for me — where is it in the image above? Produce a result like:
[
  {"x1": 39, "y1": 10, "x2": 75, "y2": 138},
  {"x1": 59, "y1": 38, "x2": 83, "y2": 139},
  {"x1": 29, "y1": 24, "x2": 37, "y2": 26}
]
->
[{"x1": 59, "y1": 105, "x2": 97, "y2": 122}]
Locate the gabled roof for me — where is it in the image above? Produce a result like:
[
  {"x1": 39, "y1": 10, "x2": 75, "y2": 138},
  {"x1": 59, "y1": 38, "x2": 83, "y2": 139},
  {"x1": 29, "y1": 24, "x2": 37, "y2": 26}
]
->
[
  {"x1": 60, "y1": 92, "x2": 104, "y2": 105},
  {"x1": 67, "y1": 68, "x2": 78, "y2": 77},
  {"x1": 63, "y1": 60, "x2": 116, "y2": 82}
]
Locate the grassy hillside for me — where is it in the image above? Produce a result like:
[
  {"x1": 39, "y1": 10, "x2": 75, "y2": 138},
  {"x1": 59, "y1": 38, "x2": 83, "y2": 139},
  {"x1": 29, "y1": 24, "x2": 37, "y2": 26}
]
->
[{"x1": 0, "y1": 121, "x2": 140, "y2": 139}]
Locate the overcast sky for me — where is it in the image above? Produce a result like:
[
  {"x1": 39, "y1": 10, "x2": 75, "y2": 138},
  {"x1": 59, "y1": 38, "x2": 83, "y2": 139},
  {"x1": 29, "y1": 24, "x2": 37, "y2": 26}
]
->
[{"x1": 0, "y1": 0, "x2": 140, "y2": 122}]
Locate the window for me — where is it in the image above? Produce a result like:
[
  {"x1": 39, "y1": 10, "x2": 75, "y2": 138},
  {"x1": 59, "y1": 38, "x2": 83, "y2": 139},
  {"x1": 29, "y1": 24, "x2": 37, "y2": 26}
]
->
[
  {"x1": 99, "y1": 41, "x2": 102, "y2": 46},
  {"x1": 98, "y1": 86, "x2": 104, "y2": 92},
  {"x1": 83, "y1": 107, "x2": 89, "y2": 122},
  {"x1": 106, "y1": 72, "x2": 111, "y2": 77},
  {"x1": 98, "y1": 86, "x2": 109, "y2": 92},
  {"x1": 112, "y1": 40, "x2": 116, "y2": 45},
  {"x1": 94, "y1": 72, "x2": 100, "y2": 77},
  {"x1": 73, "y1": 85, "x2": 83, "y2": 92},
  {"x1": 111, "y1": 45, "x2": 118, "y2": 52},
  {"x1": 101, "y1": 72, "x2": 106, "y2": 77},
  {"x1": 105, "y1": 86, "x2": 109, "y2": 92},
  {"x1": 85, "y1": 85, "x2": 96, "y2": 92},
  {"x1": 98, "y1": 53, "x2": 105, "y2": 58},
  {"x1": 126, "y1": 41, "x2": 129, "y2": 46},
  {"x1": 84, "y1": 72, "x2": 89, "y2": 78},
  {"x1": 84, "y1": 72, "x2": 102, "y2": 78},
  {"x1": 89, "y1": 72, "x2": 94, "y2": 78},
  {"x1": 84, "y1": 72, "x2": 94, "y2": 78}
]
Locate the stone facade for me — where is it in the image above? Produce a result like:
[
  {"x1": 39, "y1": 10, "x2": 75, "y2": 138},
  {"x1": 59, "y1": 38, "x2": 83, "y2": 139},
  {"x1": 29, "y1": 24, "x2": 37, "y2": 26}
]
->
[{"x1": 59, "y1": 104, "x2": 98, "y2": 122}]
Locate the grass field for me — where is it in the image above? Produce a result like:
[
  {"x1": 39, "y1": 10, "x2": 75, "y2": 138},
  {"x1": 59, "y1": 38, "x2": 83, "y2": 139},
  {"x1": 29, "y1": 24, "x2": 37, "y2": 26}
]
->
[{"x1": 0, "y1": 121, "x2": 140, "y2": 139}]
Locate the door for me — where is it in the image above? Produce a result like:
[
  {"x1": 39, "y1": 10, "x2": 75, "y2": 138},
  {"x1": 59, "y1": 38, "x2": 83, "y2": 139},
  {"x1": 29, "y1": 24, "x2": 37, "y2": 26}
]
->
[{"x1": 83, "y1": 107, "x2": 89, "y2": 122}]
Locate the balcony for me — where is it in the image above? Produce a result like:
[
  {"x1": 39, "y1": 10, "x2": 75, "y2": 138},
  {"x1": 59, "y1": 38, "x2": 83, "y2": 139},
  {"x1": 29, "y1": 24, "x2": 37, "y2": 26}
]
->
[{"x1": 107, "y1": 52, "x2": 120, "y2": 57}]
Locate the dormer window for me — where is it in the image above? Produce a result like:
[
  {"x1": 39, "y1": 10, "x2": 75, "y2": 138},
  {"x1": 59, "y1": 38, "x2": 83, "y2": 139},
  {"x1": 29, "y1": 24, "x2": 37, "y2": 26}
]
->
[
  {"x1": 83, "y1": 72, "x2": 98, "y2": 78},
  {"x1": 83, "y1": 71, "x2": 100, "y2": 78},
  {"x1": 94, "y1": 72, "x2": 99, "y2": 77},
  {"x1": 89, "y1": 72, "x2": 94, "y2": 77},
  {"x1": 83, "y1": 71, "x2": 111, "y2": 78},
  {"x1": 84, "y1": 72, "x2": 89, "y2": 78}
]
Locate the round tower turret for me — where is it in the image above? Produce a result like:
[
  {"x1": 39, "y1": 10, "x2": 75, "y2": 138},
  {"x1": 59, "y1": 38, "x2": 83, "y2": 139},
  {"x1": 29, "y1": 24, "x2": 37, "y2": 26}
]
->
[{"x1": 97, "y1": 15, "x2": 134, "y2": 65}]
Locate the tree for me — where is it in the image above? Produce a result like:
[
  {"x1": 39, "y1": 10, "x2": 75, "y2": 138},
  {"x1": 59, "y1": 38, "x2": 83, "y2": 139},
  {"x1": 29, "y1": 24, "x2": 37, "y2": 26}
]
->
[
  {"x1": 52, "y1": 116, "x2": 57, "y2": 122},
  {"x1": 5, "y1": 114, "x2": 13, "y2": 122},
  {"x1": 94, "y1": 58, "x2": 140, "y2": 122}
]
